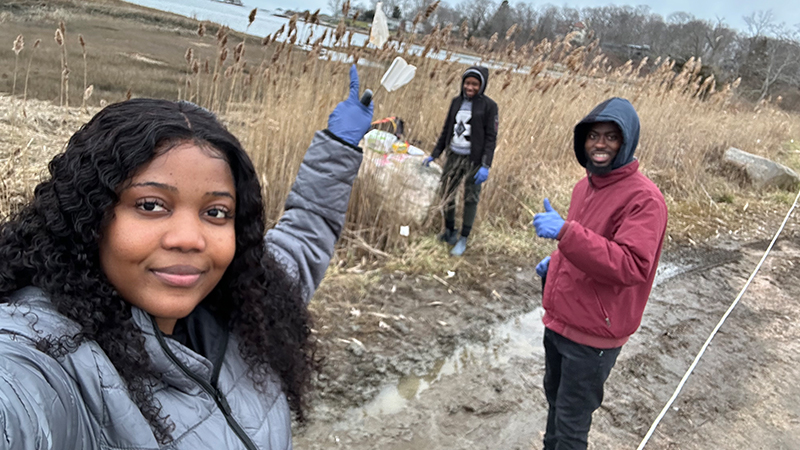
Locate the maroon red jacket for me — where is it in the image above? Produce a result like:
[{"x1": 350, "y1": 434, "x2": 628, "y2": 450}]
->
[{"x1": 542, "y1": 98, "x2": 668, "y2": 349}]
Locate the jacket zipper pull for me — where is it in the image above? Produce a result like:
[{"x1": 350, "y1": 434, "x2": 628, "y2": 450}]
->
[{"x1": 605, "y1": 317, "x2": 610, "y2": 327}]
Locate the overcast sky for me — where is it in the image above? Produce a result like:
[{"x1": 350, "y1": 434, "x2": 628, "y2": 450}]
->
[{"x1": 242, "y1": 0, "x2": 799, "y2": 33}]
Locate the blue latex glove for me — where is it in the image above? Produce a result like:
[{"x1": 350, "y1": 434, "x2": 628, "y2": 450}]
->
[
  {"x1": 474, "y1": 166, "x2": 489, "y2": 184},
  {"x1": 533, "y1": 198, "x2": 565, "y2": 240},
  {"x1": 422, "y1": 156, "x2": 434, "y2": 167},
  {"x1": 327, "y1": 64, "x2": 374, "y2": 147},
  {"x1": 536, "y1": 256, "x2": 551, "y2": 278}
]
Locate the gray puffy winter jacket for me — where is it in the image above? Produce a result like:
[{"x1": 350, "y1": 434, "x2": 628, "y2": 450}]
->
[{"x1": 0, "y1": 130, "x2": 362, "y2": 450}]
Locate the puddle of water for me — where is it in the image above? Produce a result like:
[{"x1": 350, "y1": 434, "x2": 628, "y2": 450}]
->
[
  {"x1": 358, "y1": 307, "x2": 546, "y2": 418},
  {"x1": 356, "y1": 260, "x2": 696, "y2": 418}
]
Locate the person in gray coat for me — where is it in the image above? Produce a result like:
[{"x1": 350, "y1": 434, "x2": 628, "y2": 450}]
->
[{"x1": 0, "y1": 65, "x2": 372, "y2": 449}]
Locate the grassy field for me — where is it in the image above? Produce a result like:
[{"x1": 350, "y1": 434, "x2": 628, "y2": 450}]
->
[
  {"x1": 0, "y1": 0, "x2": 258, "y2": 105},
  {"x1": 3, "y1": 0, "x2": 800, "y2": 279}
]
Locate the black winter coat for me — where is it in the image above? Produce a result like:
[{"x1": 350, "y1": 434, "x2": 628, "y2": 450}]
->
[{"x1": 431, "y1": 66, "x2": 499, "y2": 168}]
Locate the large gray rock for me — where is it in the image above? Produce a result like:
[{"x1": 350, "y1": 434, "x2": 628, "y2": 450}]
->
[{"x1": 722, "y1": 147, "x2": 800, "y2": 191}]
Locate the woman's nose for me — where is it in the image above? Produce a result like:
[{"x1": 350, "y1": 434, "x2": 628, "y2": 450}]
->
[{"x1": 161, "y1": 210, "x2": 206, "y2": 252}]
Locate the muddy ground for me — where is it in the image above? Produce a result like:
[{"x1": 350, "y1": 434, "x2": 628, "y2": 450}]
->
[{"x1": 297, "y1": 220, "x2": 800, "y2": 450}]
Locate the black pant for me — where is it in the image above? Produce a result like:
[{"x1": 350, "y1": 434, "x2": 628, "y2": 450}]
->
[
  {"x1": 439, "y1": 151, "x2": 481, "y2": 237},
  {"x1": 543, "y1": 328, "x2": 622, "y2": 450}
]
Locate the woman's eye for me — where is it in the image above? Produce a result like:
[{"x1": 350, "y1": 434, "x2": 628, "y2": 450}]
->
[
  {"x1": 206, "y1": 207, "x2": 231, "y2": 219},
  {"x1": 135, "y1": 199, "x2": 166, "y2": 212}
]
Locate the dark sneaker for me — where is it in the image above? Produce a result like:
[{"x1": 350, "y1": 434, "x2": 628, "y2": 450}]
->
[
  {"x1": 450, "y1": 236, "x2": 468, "y2": 256},
  {"x1": 438, "y1": 228, "x2": 459, "y2": 246}
]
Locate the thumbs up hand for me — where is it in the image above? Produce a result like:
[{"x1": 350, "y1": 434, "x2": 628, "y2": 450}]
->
[{"x1": 533, "y1": 198, "x2": 565, "y2": 240}]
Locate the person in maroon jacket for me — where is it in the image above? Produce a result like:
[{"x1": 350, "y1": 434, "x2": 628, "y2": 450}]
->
[{"x1": 533, "y1": 97, "x2": 668, "y2": 450}]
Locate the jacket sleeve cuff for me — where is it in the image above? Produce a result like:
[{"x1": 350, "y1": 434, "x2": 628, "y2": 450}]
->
[
  {"x1": 557, "y1": 221, "x2": 570, "y2": 240},
  {"x1": 323, "y1": 129, "x2": 363, "y2": 153}
]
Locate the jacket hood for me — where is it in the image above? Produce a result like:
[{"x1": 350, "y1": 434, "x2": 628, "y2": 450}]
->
[
  {"x1": 461, "y1": 66, "x2": 489, "y2": 97},
  {"x1": 574, "y1": 97, "x2": 640, "y2": 172}
]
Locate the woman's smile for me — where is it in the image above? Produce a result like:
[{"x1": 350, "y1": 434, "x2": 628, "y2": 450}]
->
[{"x1": 150, "y1": 265, "x2": 205, "y2": 288}]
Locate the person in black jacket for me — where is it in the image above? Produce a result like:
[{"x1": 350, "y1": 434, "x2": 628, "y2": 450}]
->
[{"x1": 423, "y1": 66, "x2": 499, "y2": 256}]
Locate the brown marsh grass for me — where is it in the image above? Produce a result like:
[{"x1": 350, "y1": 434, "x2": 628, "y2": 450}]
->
[{"x1": 3, "y1": 0, "x2": 800, "y2": 275}]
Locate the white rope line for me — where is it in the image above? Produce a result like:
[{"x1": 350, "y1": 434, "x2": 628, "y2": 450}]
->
[{"x1": 636, "y1": 186, "x2": 800, "y2": 450}]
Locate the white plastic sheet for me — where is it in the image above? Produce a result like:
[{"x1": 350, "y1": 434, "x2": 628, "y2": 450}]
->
[{"x1": 380, "y1": 57, "x2": 416, "y2": 92}]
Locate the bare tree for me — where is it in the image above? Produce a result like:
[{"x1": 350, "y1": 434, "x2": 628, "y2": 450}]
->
[
  {"x1": 371, "y1": 0, "x2": 403, "y2": 19},
  {"x1": 529, "y1": 5, "x2": 561, "y2": 42},
  {"x1": 752, "y1": 32, "x2": 800, "y2": 101},
  {"x1": 744, "y1": 10, "x2": 775, "y2": 38},
  {"x1": 511, "y1": 2, "x2": 537, "y2": 44},
  {"x1": 704, "y1": 17, "x2": 738, "y2": 68},
  {"x1": 740, "y1": 11, "x2": 800, "y2": 101},
  {"x1": 328, "y1": 0, "x2": 343, "y2": 18},
  {"x1": 456, "y1": 0, "x2": 496, "y2": 37},
  {"x1": 433, "y1": 3, "x2": 461, "y2": 27},
  {"x1": 483, "y1": 0, "x2": 513, "y2": 38},
  {"x1": 581, "y1": 5, "x2": 652, "y2": 46}
]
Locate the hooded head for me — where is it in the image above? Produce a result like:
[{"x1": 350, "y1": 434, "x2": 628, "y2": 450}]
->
[
  {"x1": 461, "y1": 66, "x2": 489, "y2": 99},
  {"x1": 573, "y1": 97, "x2": 640, "y2": 175}
]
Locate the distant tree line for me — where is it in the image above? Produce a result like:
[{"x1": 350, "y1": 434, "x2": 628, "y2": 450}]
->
[{"x1": 326, "y1": 0, "x2": 800, "y2": 109}]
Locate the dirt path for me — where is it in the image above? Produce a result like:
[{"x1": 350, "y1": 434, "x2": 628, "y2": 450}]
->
[{"x1": 295, "y1": 228, "x2": 800, "y2": 450}]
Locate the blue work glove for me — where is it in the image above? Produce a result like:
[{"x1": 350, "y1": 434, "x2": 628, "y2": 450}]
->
[
  {"x1": 474, "y1": 166, "x2": 489, "y2": 185},
  {"x1": 327, "y1": 64, "x2": 374, "y2": 147},
  {"x1": 422, "y1": 156, "x2": 434, "y2": 167},
  {"x1": 533, "y1": 198, "x2": 565, "y2": 240},
  {"x1": 536, "y1": 256, "x2": 551, "y2": 278}
]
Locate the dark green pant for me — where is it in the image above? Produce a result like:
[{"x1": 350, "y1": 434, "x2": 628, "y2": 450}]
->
[{"x1": 439, "y1": 151, "x2": 481, "y2": 238}]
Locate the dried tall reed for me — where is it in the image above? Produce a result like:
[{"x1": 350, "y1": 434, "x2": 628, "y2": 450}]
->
[
  {"x1": 54, "y1": 27, "x2": 68, "y2": 107},
  {"x1": 12, "y1": 35, "x2": 23, "y2": 97},
  {"x1": 22, "y1": 39, "x2": 41, "y2": 117},
  {"x1": 195, "y1": 21, "x2": 800, "y2": 261},
  {"x1": 8, "y1": 12, "x2": 800, "y2": 263},
  {"x1": 79, "y1": 34, "x2": 89, "y2": 112}
]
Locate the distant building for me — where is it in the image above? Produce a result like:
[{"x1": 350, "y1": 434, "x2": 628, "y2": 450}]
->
[
  {"x1": 601, "y1": 42, "x2": 651, "y2": 60},
  {"x1": 569, "y1": 21, "x2": 589, "y2": 46},
  {"x1": 625, "y1": 44, "x2": 650, "y2": 59},
  {"x1": 386, "y1": 18, "x2": 400, "y2": 31}
]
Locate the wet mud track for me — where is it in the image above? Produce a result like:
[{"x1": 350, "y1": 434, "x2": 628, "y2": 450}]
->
[{"x1": 296, "y1": 232, "x2": 800, "y2": 449}]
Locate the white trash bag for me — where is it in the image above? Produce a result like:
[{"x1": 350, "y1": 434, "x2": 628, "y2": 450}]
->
[{"x1": 369, "y1": 3, "x2": 389, "y2": 48}]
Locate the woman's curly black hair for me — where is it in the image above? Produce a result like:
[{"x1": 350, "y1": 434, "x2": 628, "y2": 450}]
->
[{"x1": 0, "y1": 99, "x2": 315, "y2": 443}]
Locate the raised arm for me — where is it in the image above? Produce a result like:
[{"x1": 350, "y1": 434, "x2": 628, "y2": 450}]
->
[
  {"x1": 265, "y1": 65, "x2": 372, "y2": 303},
  {"x1": 265, "y1": 131, "x2": 363, "y2": 303}
]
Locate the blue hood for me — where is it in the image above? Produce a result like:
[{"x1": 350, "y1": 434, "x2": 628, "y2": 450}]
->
[{"x1": 574, "y1": 97, "x2": 640, "y2": 172}]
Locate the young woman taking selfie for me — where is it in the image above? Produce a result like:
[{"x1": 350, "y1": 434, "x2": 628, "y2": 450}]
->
[{"x1": 0, "y1": 66, "x2": 372, "y2": 450}]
